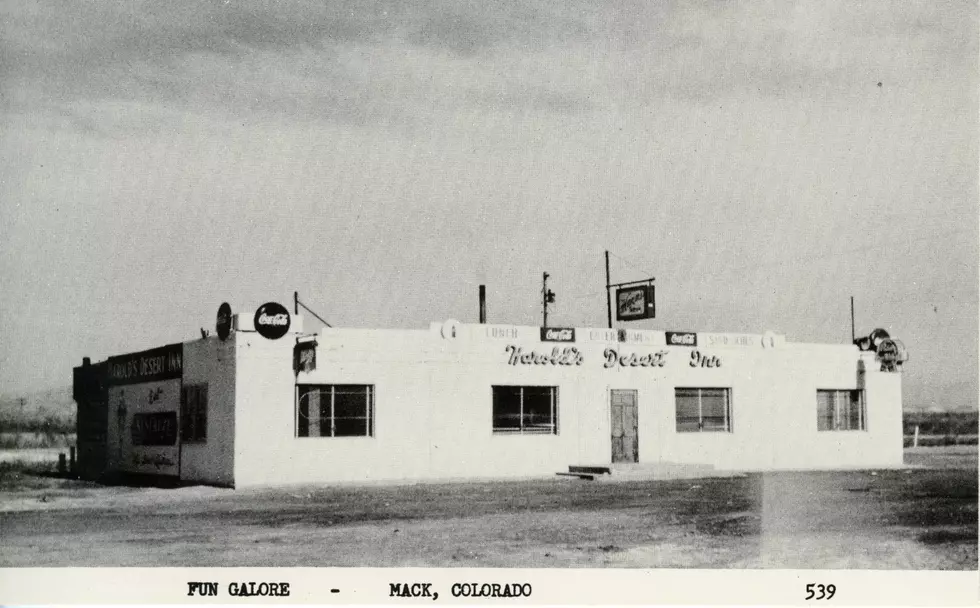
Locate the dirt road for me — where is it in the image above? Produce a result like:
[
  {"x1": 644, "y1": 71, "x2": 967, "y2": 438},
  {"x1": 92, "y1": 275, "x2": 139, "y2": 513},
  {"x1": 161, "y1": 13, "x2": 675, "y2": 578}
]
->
[{"x1": 0, "y1": 450, "x2": 975, "y2": 569}]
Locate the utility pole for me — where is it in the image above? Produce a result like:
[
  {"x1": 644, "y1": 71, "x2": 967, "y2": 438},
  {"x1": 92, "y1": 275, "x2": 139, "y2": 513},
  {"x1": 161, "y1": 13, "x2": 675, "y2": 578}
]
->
[
  {"x1": 605, "y1": 250, "x2": 612, "y2": 329},
  {"x1": 850, "y1": 296, "x2": 856, "y2": 343},
  {"x1": 542, "y1": 272, "x2": 555, "y2": 327}
]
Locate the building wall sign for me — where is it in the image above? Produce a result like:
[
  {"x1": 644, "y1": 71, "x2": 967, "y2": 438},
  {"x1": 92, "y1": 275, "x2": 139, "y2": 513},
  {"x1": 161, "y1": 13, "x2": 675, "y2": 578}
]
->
[
  {"x1": 130, "y1": 411, "x2": 178, "y2": 446},
  {"x1": 616, "y1": 285, "x2": 655, "y2": 321},
  {"x1": 690, "y1": 350, "x2": 722, "y2": 368},
  {"x1": 216, "y1": 302, "x2": 232, "y2": 341},
  {"x1": 603, "y1": 348, "x2": 668, "y2": 368},
  {"x1": 702, "y1": 333, "x2": 759, "y2": 348},
  {"x1": 666, "y1": 331, "x2": 698, "y2": 347},
  {"x1": 107, "y1": 344, "x2": 183, "y2": 386},
  {"x1": 254, "y1": 302, "x2": 291, "y2": 340},
  {"x1": 505, "y1": 345, "x2": 583, "y2": 366},
  {"x1": 540, "y1": 327, "x2": 576, "y2": 342}
]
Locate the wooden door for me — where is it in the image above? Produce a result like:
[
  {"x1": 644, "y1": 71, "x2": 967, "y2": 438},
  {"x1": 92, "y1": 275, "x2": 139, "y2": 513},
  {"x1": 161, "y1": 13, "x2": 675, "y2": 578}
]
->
[{"x1": 610, "y1": 389, "x2": 638, "y2": 463}]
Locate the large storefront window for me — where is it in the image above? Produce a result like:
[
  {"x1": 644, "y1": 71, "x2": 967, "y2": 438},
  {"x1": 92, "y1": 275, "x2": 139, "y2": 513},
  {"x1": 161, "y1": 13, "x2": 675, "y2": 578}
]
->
[
  {"x1": 297, "y1": 385, "x2": 374, "y2": 438},
  {"x1": 492, "y1": 386, "x2": 558, "y2": 434},
  {"x1": 816, "y1": 389, "x2": 865, "y2": 431},
  {"x1": 675, "y1": 387, "x2": 731, "y2": 432}
]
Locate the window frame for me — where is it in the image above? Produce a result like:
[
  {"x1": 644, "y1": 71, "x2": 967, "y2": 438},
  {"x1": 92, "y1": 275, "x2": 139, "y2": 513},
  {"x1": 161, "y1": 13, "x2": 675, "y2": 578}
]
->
[
  {"x1": 816, "y1": 389, "x2": 866, "y2": 432},
  {"x1": 491, "y1": 385, "x2": 559, "y2": 435},
  {"x1": 180, "y1": 383, "x2": 208, "y2": 443},
  {"x1": 674, "y1": 387, "x2": 732, "y2": 433},
  {"x1": 295, "y1": 384, "x2": 375, "y2": 438}
]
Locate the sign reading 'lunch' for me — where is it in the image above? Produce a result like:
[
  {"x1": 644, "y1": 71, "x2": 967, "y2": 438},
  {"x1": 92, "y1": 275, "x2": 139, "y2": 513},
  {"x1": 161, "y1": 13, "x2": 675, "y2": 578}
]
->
[
  {"x1": 254, "y1": 302, "x2": 291, "y2": 340},
  {"x1": 505, "y1": 345, "x2": 583, "y2": 366}
]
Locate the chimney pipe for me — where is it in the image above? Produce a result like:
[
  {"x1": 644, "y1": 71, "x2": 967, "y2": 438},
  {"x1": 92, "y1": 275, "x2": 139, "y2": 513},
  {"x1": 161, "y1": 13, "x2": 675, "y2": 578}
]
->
[{"x1": 479, "y1": 285, "x2": 487, "y2": 324}]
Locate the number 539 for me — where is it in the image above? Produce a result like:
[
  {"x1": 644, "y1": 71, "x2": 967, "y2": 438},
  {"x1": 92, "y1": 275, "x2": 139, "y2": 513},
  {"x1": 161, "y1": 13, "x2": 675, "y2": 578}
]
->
[{"x1": 805, "y1": 583, "x2": 835, "y2": 600}]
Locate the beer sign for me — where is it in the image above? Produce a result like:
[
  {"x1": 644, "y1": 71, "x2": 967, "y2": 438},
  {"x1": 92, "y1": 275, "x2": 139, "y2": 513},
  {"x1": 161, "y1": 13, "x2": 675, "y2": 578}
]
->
[{"x1": 616, "y1": 285, "x2": 655, "y2": 321}]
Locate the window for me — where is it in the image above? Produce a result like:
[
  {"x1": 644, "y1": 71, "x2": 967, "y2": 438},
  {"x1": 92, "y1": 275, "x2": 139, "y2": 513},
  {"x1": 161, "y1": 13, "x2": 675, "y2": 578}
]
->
[
  {"x1": 297, "y1": 385, "x2": 374, "y2": 437},
  {"x1": 817, "y1": 389, "x2": 865, "y2": 431},
  {"x1": 492, "y1": 386, "x2": 558, "y2": 434},
  {"x1": 675, "y1": 387, "x2": 731, "y2": 432},
  {"x1": 180, "y1": 384, "x2": 208, "y2": 442}
]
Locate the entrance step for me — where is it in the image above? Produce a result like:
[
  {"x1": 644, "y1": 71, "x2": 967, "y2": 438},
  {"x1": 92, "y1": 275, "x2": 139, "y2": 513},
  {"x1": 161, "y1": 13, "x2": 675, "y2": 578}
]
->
[
  {"x1": 568, "y1": 465, "x2": 611, "y2": 476},
  {"x1": 555, "y1": 471, "x2": 596, "y2": 481},
  {"x1": 604, "y1": 461, "x2": 730, "y2": 481}
]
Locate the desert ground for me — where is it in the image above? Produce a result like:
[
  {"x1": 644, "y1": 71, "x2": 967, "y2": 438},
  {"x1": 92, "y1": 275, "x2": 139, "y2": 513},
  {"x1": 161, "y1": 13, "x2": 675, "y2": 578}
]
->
[{"x1": 0, "y1": 446, "x2": 975, "y2": 569}]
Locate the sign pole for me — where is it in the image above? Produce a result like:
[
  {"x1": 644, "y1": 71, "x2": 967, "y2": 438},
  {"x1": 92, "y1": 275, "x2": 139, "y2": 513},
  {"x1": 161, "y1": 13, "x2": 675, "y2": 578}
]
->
[{"x1": 605, "y1": 251, "x2": 612, "y2": 329}]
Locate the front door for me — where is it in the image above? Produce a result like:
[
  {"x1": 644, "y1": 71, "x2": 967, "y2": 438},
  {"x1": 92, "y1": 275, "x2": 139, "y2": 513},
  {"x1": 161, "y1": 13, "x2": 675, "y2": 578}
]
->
[{"x1": 610, "y1": 389, "x2": 638, "y2": 463}]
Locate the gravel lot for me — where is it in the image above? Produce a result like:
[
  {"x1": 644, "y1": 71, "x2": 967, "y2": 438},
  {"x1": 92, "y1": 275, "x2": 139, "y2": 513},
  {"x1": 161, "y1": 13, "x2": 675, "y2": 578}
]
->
[{"x1": 0, "y1": 447, "x2": 975, "y2": 569}]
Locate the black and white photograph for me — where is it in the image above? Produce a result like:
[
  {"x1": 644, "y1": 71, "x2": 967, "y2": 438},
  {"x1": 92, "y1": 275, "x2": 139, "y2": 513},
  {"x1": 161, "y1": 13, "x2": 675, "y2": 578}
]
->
[{"x1": 0, "y1": 0, "x2": 976, "y2": 603}]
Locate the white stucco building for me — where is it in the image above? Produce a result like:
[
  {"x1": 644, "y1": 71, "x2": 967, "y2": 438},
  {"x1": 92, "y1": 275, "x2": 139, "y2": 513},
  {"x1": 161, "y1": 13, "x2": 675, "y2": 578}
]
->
[{"x1": 73, "y1": 307, "x2": 906, "y2": 488}]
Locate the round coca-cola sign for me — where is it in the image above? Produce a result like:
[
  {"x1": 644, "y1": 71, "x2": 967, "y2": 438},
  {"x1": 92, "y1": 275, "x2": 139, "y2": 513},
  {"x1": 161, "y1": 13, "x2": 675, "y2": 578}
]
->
[
  {"x1": 254, "y1": 302, "x2": 291, "y2": 340},
  {"x1": 216, "y1": 302, "x2": 232, "y2": 341}
]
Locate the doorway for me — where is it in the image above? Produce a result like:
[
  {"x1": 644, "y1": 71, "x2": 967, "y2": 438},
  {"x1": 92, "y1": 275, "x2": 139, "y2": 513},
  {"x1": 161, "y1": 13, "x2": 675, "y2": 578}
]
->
[{"x1": 610, "y1": 389, "x2": 638, "y2": 463}]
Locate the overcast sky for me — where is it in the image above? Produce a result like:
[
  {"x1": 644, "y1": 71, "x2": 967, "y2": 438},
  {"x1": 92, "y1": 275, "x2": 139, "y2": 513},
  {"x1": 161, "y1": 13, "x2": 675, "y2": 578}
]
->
[{"x1": 1, "y1": 0, "x2": 976, "y2": 409}]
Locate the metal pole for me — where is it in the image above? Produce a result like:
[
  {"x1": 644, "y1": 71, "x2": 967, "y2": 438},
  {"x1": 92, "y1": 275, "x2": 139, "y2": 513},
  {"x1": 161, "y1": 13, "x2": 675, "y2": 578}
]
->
[
  {"x1": 294, "y1": 291, "x2": 299, "y2": 315},
  {"x1": 542, "y1": 272, "x2": 548, "y2": 328},
  {"x1": 605, "y1": 251, "x2": 612, "y2": 329},
  {"x1": 479, "y1": 285, "x2": 486, "y2": 324},
  {"x1": 850, "y1": 296, "x2": 855, "y2": 343}
]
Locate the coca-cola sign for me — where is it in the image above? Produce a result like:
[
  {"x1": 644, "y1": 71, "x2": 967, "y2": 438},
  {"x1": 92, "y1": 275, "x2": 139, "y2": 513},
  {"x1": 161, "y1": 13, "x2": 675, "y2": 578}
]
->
[
  {"x1": 540, "y1": 327, "x2": 576, "y2": 342},
  {"x1": 254, "y1": 302, "x2": 291, "y2": 340},
  {"x1": 666, "y1": 331, "x2": 697, "y2": 347},
  {"x1": 216, "y1": 302, "x2": 232, "y2": 341}
]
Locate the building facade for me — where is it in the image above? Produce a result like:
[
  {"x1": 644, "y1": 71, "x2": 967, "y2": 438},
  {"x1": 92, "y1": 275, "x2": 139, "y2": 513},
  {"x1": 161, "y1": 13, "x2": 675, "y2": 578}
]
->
[{"x1": 73, "y1": 308, "x2": 905, "y2": 488}]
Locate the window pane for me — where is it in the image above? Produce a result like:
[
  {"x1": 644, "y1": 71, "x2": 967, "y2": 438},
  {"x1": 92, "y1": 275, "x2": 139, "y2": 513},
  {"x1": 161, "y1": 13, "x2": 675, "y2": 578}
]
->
[
  {"x1": 334, "y1": 387, "x2": 367, "y2": 419},
  {"x1": 492, "y1": 386, "x2": 522, "y2": 431},
  {"x1": 334, "y1": 417, "x2": 369, "y2": 437},
  {"x1": 194, "y1": 386, "x2": 207, "y2": 441},
  {"x1": 523, "y1": 387, "x2": 555, "y2": 433},
  {"x1": 816, "y1": 390, "x2": 835, "y2": 431},
  {"x1": 700, "y1": 389, "x2": 729, "y2": 432},
  {"x1": 297, "y1": 389, "x2": 310, "y2": 437},
  {"x1": 847, "y1": 390, "x2": 864, "y2": 430},
  {"x1": 675, "y1": 388, "x2": 700, "y2": 432}
]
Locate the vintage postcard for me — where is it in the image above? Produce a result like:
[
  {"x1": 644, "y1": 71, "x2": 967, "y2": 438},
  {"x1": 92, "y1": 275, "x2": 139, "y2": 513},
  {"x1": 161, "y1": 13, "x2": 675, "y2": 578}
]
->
[{"x1": 0, "y1": 0, "x2": 976, "y2": 605}]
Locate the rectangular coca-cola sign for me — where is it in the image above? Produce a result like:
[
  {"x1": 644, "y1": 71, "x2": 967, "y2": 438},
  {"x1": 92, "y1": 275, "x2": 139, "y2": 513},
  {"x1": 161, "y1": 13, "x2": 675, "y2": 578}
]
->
[
  {"x1": 107, "y1": 343, "x2": 183, "y2": 386},
  {"x1": 540, "y1": 327, "x2": 576, "y2": 342}
]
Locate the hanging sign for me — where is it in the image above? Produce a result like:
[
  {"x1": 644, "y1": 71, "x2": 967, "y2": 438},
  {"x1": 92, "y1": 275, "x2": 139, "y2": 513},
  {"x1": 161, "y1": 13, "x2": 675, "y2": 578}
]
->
[
  {"x1": 216, "y1": 302, "x2": 232, "y2": 341},
  {"x1": 254, "y1": 302, "x2": 291, "y2": 340},
  {"x1": 616, "y1": 285, "x2": 655, "y2": 321},
  {"x1": 294, "y1": 340, "x2": 317, "y2": 373}
]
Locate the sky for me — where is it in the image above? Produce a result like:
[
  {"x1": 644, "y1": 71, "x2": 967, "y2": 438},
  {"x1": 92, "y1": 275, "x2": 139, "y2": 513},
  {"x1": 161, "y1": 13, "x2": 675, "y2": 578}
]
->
[{"x1": 1, "y1": 0, "x2": 977, "y2": 410}]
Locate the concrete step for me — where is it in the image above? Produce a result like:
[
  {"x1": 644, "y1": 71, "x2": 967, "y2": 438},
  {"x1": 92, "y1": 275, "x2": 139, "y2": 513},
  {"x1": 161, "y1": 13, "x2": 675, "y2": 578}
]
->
[
  {"x1": 555, "y1": 471, "x2": 595, "y2": 481},
  {"x1": 604, "y1": 461, "x2": 732, "y2": 481}
]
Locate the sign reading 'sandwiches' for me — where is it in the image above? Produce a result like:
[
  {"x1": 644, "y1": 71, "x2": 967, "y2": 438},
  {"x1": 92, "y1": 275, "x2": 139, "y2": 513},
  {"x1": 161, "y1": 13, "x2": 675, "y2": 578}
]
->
[{"x1": 107, "y1": 343, "x2": 183, "y2": 386}]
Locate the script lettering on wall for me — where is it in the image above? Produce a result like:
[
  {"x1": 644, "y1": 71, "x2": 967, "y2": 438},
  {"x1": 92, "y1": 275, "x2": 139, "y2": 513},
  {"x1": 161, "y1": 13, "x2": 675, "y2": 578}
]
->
[
  {"x1": 504, "y1": 345, "x2": 583, "y2": 366},
  {"x1": 689, "y1": 350, "x2": 722, "y2": 368},
  {"x1": 603, "y1": 348, "x2": 668, "y2": 369}
]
